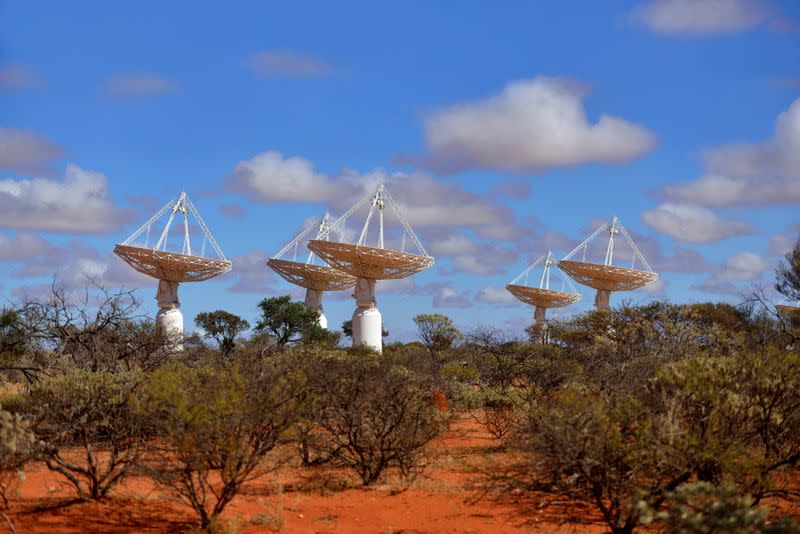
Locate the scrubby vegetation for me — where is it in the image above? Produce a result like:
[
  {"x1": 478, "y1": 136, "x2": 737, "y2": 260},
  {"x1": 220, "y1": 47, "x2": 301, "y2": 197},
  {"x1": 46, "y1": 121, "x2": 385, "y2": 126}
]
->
[{"x1": 1, "y1": 244, "x2": 800, "y2": 532}]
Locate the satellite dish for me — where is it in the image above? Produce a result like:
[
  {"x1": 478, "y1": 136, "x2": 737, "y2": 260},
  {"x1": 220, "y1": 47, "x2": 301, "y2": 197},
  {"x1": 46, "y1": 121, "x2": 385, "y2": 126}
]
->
[
  {"x1": 776, "y1": 299, "x2": 800, "y2": 319},
  {"x1": 558, "y1": 217, "x2": 657, "y2": 311},
  {"x1": 113, "y1": 192, "x2": 232, "y2": 350},
  {"x1": 506, "y1": 251, "x2": 581, "y2": 325},
  {"x1": 267, "y1": 212, "x2": 356, "y2": 329},
  {"x1": 308, "y1": 184, "x2": 434, "y2": 352}
]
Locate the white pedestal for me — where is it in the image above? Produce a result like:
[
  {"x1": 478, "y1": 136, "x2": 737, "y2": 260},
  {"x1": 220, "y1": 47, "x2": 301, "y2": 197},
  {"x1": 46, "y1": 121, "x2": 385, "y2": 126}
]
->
[
  {"x1": 351, "y1": 277, "x2": 381, "y2": 353},
  {"x1": 305, "y1": 288, "x2": 327, "y2": 329},
  {"x1": 156, "y1": 280, "x2": 184, "y2": 352},
  {"x1": 352, "y1": 306, "x2": 382, "y2": 353},
  {"x1": 594, "y1": 289, "x2": 611, "y2": 311},
  {"x1": 534, "y1": 306, "x2": 547, "y2": 324}
]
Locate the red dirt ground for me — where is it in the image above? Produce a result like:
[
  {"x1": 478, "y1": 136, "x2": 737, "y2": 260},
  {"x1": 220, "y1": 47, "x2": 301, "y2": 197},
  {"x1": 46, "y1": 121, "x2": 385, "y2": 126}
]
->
[{"x1": 1, "y1": 417, "x2": 632, "y2": 533}]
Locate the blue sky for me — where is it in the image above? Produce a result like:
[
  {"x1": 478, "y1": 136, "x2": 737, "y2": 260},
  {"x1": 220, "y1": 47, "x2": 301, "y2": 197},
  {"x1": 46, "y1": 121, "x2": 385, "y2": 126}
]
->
[{"x1": 1, "y1": 0, "x2": 799, "y2": 340}]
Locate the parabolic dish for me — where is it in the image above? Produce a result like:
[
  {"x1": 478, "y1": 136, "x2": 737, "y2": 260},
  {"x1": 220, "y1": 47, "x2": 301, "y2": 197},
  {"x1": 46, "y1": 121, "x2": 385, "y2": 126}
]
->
[
  {"x1": 267, "y1": 259, "x2": 356, "y2": 291},
  {"x1": 307, "y1": 240, "x2": 434, "y2": 280},
  {"x1": 776, "y1": 304, "x2": 800, "y2": 318},
  {"x1": 505, "y1": 285, "x2": 581, "y2": 309},
  {"x1": 114, "y1": 244, "x2": 232, "y2": 282},
  {"x1": 558, "y1": 260, "x2": 657, "y2": 292}
]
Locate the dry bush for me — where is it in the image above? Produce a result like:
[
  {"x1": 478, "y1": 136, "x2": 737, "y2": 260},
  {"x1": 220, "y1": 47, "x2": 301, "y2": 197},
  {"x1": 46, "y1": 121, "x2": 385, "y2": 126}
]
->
[
  {"x1": 0, "y1": 407, "x2": 39, "y2": 509},
  {"x1": 135, "y1": 361, "x2": 298, "y2": 530},
  {"x1": 308, "y1": 355, "x2": 446, "y2": 485},
  {"x1": 28, "y1": 369, "x2": 143, "y2": 501}
]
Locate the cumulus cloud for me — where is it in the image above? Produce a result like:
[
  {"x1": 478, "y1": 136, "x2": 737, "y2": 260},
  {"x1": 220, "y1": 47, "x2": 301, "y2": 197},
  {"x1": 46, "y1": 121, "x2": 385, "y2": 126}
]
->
[
  {"x1": 227, "y1": 251, "x2": 277, "y2": 294},
  {"x1": 104, "y1": 74, "x2": 180, "y2": 99},
  {"x1": 628, "y1": 0, "x2": 770, "y2": 35},
  {"x1": 475, "y1": 286, "x2": 518, "y2": 305},
  {"x1": 0, "y1": 127, "x2": 63, "y2": 174},
  {"x1": 413, "y1": 77, "x2": 656, "y2": 174},
  {"x1": 664, "y1": 97, "x2": 800, "y2": 208},
  {"x1": 0, "y1": 164, "x2": 131, "y2": 233},
  {"x1": 432, "y1": 286, "x2": 471, "y2": 308},
  {"x1": 226, "y1": 151, "x2": 523, "y2": 241},
  {"x1": 769, "y1": 224, "x2": 800, "y2": 256},
  {"x1": 718, "y1": 251, "x2": 770, "y2": 281},
  {"x1": 248, "y1": 50, "x2": 333, "y2": 78},
  {"x1": 0, "y1": 233, "x2": 54, "y2": 261},
  {"x1": 0, "y1": 63, "x2": 46, "y2": 90},
  {"x1": 226, "y1": 151, "x2": 351, "y2": 204},
  {"x1": 642, "y1": 203, "x2": 752, "y2": 243}
]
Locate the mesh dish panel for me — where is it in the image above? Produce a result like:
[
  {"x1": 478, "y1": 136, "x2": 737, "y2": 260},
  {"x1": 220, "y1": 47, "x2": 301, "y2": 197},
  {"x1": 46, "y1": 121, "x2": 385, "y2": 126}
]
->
[
  {"x1": 776, "y1": 304, "x2": 800, "y2": 318},
  {"x1": 113, "y1": 244, "x2": 232, "y2": 282},
  {"x1": 505, "y1": 285, "x2": 581, "y2": 308},
  {"x1": 557, "y1": 260, "x2": 657, "y2": 292},
  {"x1": 307, "y1": 240, "x2": 434, "y2": 280},
  {"x1": 267, "y1": 259, "x2": 356, "y2": 291}
]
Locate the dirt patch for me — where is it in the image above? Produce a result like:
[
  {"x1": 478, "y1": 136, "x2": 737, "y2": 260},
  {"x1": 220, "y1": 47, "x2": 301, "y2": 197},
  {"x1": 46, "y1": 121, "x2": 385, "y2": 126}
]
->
[{"x1": 3, "y1": 417, "x2": 612, "y2": 533}]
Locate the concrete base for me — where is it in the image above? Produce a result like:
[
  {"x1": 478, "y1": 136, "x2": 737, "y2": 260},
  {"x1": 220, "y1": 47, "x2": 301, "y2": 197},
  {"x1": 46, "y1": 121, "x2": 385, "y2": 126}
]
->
[
  {"x1": 156, "y1": 279, "x2": 184, "y2": 352},
  {"x1": 156, "y1": 306, "x2": 184, "y2": 352},
  {"x1": 352, "y1": 306, "x2": 382, "y2": 353},
  {"x1": 305, "y1": 288, "x2": 327, "y2": 329},
  {"x1": 594, "y1": 289, "x2": 612, "y2": 311}
]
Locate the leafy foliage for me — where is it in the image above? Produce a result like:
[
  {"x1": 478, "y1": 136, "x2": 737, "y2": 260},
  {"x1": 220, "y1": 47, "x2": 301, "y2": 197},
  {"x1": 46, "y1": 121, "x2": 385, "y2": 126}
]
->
[
  {"x1": 255, "y1": 295, "x2": 319, "y2": 347},
  {"x1": 413, "y1": 313, "x2": 463, "y2": 361},
  {"x1": 194, "y1": 309, "x2": 250, "y2": 357}
]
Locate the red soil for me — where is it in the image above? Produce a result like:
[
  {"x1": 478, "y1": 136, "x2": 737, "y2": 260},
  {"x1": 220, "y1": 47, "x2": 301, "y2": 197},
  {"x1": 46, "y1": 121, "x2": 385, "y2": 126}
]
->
[{"x1": 3, "y1": 417, "x2": 612, "y2": 533}]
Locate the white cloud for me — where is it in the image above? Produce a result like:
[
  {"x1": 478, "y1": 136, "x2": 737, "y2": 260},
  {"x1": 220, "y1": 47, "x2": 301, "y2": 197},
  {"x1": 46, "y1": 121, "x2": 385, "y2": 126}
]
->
[
  {"x1": 475, "y1": 286, "x2": 518, "y2": 305},
  {"x1": 640, "y1": 278, "x2": 668, "y2": 294},
  {"x1": 0, "y1": 127, "x2": 63, "y2": 174},
  {"x1": 226, "y1": 151, "x2": 351, "y2": 204},
  {"x1": 664, "y1": 97, "x2": 800, "y2": 207},
  {"x1": 642, "y1": 203, "x2": 752, "y2": 243},
  {"x1": 0, "y1": 233, "x2": 53, "y2": 261},
  {"x1": 0, "y1": 63, "x2": 46, "y2": 90},
  {"x1": 628, "y1": 0, "x2": 769, "y2": 35},
  {"x1": 0, "y1": 164, "x2": 130, "y2": 233},
  {"x1": 104, "y1": 74, "x2": 179, "y2": 99},
  {"x1": 416, "y1": 77, "x2": 656, "y2": 173},
  {"x1": 248, "y1": 50, "x2": 333, "y2": 78},
  {"x1": 432, "y1": 286, "x2": 471, "y2": 308},
  {"x1": 226, "y1": 152, "x2": 523, "y2": 241},
  {"x1": 719, "y1": 251, "x2": 770, "y2": 281}
]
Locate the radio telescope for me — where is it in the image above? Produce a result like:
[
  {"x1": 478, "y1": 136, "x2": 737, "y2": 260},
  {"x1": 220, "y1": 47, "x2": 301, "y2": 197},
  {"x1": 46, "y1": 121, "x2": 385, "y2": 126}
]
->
[
  {"x1": 506, "y1": 251, "x2": 581, "y2": 326},
  {"x1": 558, "y1": 217, "x2": 657, "y2": 311},
  {"x1": 113, "y1": 192, "x2": 232, "y2": 350},
  {"x1": 776, "y1": 299, "x2": 800, "y2": 319},
  {"x1": 267, "y1": 212, "x2": 356, "y2": 329},
  {"x1": 307, "y1": 184, "x2": 434, "y2": 353}
]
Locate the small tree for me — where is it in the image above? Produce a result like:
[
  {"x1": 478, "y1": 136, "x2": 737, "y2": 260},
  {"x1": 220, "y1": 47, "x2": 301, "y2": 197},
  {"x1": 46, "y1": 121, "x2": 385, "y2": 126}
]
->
[
  {"x1": 413, "y1": 313, "x2": 462, "y2": 361},
  {"x1": 255, "y1": 296, "x2": 319, "y2": 347},
  {"x1": 30, "y1": 370, "x2": 143, "y2": 501},
  {"x1": 312, "y1": 356, "x2": 444, "y2": 485},
  {"x1": 194, "y1": 310, "x2": 250, "y2": 357},
  {"x1": 776, "y1": 240, "x2": 800, "y2": 302},
  {"x1": 136, "y1": 362, "x2": 298, "y2": 530}
]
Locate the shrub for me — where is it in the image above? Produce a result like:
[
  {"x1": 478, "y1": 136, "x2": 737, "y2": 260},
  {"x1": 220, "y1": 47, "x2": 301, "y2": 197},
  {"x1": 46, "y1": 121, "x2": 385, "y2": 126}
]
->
[
  {"x1": 311, "y1": 356, "x2": 446, "y2": 485},
  {"x1": 641, "y1": 481, "x2": 800, "y2": 534},
  {"x1": 29, "y1": 370, "x2": 143, "y2": 501},
  {"x1": 0, "y1": 407, "x2": 39, "y2": 508},
  {"x1": 135, "y1": 362, "x2": 298, "y2": 530}
]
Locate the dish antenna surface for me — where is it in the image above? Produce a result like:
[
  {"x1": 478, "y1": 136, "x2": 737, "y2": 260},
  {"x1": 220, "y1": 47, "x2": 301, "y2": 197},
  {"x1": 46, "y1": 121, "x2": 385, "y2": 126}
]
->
[
  {"x1": 558, "y1": 217, "x2": 657, "y2": 311},
  {"x1": 506, "y1": 251, "x2": 581, "y2": 326},
  {"x1": 307, "y1": 184, "x2": 434, "y2": 353},
  {"x1": 113, "y1": 192, "x2": 232, "y2": 350},
  {"x1": 267, "y1": 212, "x2": 356, "y2": 329},
  {"x1": 776, "y1": 298, "x2": 800, "y2": 319}
]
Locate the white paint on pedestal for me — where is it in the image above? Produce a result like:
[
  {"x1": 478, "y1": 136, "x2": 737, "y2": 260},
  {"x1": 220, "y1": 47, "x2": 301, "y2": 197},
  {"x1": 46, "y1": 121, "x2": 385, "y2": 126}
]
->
[
  {"x1": 351, "y1": 277, "x2": 382, "y2": 353},
  {"x1": 155, "y1": 279, "x2": 184, "y2": 351}
]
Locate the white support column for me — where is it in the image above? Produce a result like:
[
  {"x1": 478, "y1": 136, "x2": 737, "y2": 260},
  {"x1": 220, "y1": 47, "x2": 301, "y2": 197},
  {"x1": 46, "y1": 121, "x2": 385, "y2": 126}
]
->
[
  {"x1": 594, "y1": 289, "x2": 612, "y2": 311},
  {"x1": 351, "y1": 277, "x2": 382, "y2": 353},
  {"x1": 155, "y1": 280, "x2": 184, "y2": 351},
  {"x1": 304, "y1": 288, "x2": 327, "y2": 329},
  {"x1": 534, "y1": 305, "x2": 547, "y2": 324}
]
